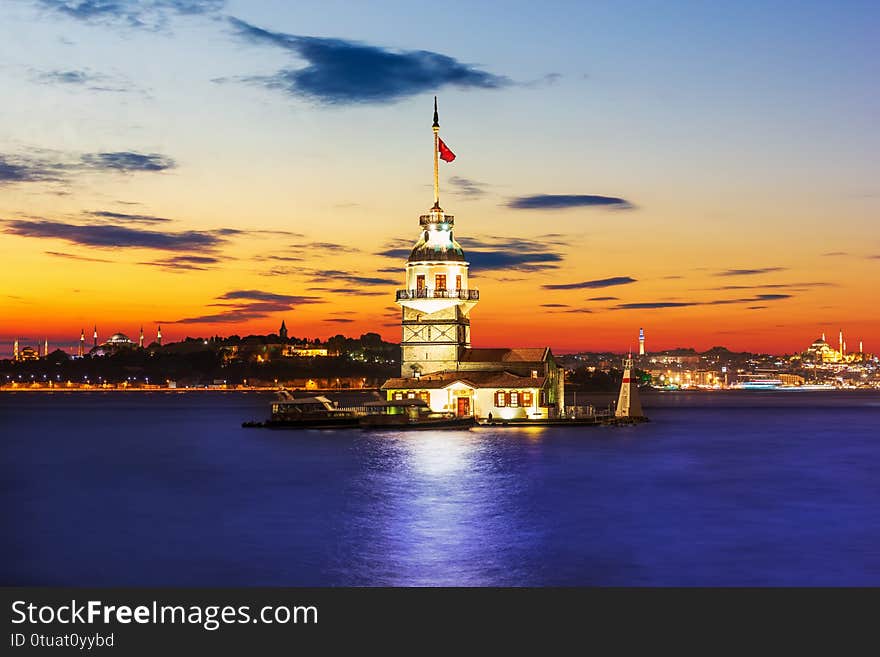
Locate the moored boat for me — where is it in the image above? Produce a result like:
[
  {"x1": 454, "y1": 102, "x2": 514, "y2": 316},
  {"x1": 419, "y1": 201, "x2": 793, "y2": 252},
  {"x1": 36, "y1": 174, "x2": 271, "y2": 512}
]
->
[
  {"x1": 359, "y1": 398, "x2": 475, "y2": 430},
  {"x1": 242, "y1": 393, "x2": 359, "y2": 429}
]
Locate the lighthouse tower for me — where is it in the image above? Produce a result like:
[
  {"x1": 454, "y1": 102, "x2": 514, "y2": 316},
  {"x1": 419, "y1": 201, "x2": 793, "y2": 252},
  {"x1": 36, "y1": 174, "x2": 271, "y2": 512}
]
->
[
  {"x1": 396, "y1": 98, "x2": 478, "y2": 377},
  {"x1": 615, "y1": 354, "x2": 644, "y2": 419}
]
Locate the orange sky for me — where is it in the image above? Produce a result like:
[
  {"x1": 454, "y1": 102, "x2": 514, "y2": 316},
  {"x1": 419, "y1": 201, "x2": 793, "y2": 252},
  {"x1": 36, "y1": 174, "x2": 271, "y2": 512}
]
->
[{"x1": 1, "y1": 2, "x2": 878, "y2": 357}]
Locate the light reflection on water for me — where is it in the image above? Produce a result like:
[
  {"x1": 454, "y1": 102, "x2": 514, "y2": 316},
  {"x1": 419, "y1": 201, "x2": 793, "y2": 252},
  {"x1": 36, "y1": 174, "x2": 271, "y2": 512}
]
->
[{"x1": 2, "y1": 391, "x2": 879, "y2": 585}]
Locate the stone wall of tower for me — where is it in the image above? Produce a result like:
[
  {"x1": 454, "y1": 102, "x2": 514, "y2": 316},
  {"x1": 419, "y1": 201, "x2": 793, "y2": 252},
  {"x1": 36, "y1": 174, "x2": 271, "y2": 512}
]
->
[{"x1": 400, "y1": 305, "x2": 471, "y2": 376}]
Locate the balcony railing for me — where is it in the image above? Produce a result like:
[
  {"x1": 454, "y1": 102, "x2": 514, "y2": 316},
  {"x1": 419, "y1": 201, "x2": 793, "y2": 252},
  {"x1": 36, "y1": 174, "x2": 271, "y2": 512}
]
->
[{"x1": 396, "y1": 288, "x2": 479, "y2": 301}]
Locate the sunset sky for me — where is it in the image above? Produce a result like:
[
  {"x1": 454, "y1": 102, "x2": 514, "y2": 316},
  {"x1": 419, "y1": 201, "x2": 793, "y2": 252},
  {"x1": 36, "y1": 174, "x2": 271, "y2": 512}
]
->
[{"x1": 1, "y1": 0, "x2": 878, "y2": 356}]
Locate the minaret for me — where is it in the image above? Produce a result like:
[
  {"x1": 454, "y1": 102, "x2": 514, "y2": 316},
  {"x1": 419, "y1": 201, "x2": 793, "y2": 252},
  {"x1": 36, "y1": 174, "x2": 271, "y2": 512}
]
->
[
  {"x1": 78, "y1": 329, "x2": 85, "y2": 357},
  {"x1": 859, "y1": 340, "x2": 863, "y2": 354},
  {"x1": 615, "y1": 354, "x2": 644, "y2": 419},
  {"x1": 157, "y1": 325, "x2": 162, "y2": 346},
  {"x1": 93, "y1": 325, "x2": 98, "y2": 348},
  {"x1": 279, "y1": 320, "x2": 288, "y2": 341},
  {"x1": 13, "y1": 338, "x2": 19, "y2": 360},
  {"x1": 638, "y1": 328, "x2": 645, "y2": 356},
  {"x1": 44, "y1": 338, "x2": 48, "y2": 357},
  {"x1": 139, "y1": 326, "x2": 144, "y2": 348},
  {"x1": 396, "y1": 98, "x2": 476, "y2": 377},
  {"x1": 839, "y1": 329, "x2": 844, "y2": 358}
]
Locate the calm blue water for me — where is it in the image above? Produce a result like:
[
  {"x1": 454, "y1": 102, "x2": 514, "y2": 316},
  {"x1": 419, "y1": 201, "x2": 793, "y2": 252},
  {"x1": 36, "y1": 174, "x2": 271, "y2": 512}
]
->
[{"x1": 1, "y1": 391, "x2": 878, "y2": 586}]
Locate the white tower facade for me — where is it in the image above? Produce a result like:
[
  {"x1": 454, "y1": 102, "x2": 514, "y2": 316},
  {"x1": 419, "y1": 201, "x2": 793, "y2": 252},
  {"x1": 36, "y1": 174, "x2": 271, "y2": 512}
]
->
[
  {"x1": 638, "y1": 327, "x2": 645, "y2": 356},
  {"x1": 396, "y1": 98, "x2": 478, "y2": 377},
  {"x1": 615, "y1": 355, "x2": 644, "y2": 418}
]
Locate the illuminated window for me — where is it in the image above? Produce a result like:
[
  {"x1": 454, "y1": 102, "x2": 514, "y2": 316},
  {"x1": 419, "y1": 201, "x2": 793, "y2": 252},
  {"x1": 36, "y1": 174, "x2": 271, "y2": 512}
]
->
[
  {"x1": 539, "y1": 390, "x2": 547, "y2": 406},
  {"x1": 419, "y1": 392, "x2": 429, "y2": 402},
  {"x1": 456, "y1": 275, "x2": 462, "y2": 290},
  {"x1": 495, "y1": 391, "x2": 506, "y2": 407},
  {"x1": 393, "y1": 392, "x2": 403, "y2": 401},
  {"x1": 522, "y1": 391, "x2": 533, "y2": 406},
  {"x1": 435, "y1": 274, "x2": 447, "y2": 290},
  {"x1": 407, "y1": 391, "x2": 415, "y2": 399},
  {"x1": 416, "y1": 275, "x2": 425, "y2": 290},
  {"x1": 510, "y1": 391, "x2": 519, "y2": 407}
]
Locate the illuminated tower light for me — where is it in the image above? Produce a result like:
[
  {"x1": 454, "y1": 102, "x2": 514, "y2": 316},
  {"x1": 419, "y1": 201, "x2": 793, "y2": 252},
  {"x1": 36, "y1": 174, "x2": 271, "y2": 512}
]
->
[
  {"x1": 78, "y1": 329, "x2": 85, "y2": 358},
  {"x1": 639, "y1": 327, "x2": 645, "y2": 356},
  {"x1": 93, "y1": 325, "x2": 98, "y2": 348},
  {"x1": 139, "y1": 326, "x2": 145, "y2": 349},
  {"x1": 157, "y1": 325, "x2": 162, "y2": 346}
]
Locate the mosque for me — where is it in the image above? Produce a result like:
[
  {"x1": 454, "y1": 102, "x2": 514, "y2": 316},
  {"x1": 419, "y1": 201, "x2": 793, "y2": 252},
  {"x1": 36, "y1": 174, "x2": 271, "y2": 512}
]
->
[
  {"x1": 802, "y1": 330, "x2": 867, "y2": 365},
  {"x1": 381, "y1": 100, "x2": 565, "y2": 419}
]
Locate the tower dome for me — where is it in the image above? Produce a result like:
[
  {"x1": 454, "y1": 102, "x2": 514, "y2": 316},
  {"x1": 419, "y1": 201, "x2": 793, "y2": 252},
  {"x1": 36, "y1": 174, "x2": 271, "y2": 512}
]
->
[{"x1": 408, "y1": 212, "x2": 465, "y2": 262}]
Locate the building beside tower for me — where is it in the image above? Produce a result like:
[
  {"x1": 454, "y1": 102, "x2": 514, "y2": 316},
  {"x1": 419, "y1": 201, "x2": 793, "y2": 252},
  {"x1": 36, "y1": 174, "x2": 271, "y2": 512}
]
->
[{"x1": 381, "y1": 99, "x2": 564, "y2": 419}]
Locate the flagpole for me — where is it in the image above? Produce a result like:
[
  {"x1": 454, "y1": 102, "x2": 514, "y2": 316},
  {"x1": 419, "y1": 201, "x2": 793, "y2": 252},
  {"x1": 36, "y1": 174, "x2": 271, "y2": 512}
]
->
[{"x1": 432, "y1": 96, "x2": 440, "y2": 209}]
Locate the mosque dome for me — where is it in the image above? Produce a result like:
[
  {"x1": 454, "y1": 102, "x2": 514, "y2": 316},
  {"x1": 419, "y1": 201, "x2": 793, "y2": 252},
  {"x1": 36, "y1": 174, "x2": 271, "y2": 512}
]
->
[{"x1": 107, "y1": 333, "x2": 133, "y2": 344}]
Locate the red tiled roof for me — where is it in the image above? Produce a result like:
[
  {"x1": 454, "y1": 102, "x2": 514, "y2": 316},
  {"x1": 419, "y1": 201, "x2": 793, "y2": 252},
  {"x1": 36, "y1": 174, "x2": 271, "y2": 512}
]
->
[
  {"x1": 459, "y1": 347, "x2": 550, "y2": 363},
  {"x1": 382, "y1": 370, "x2": 547, "y2": 390}
]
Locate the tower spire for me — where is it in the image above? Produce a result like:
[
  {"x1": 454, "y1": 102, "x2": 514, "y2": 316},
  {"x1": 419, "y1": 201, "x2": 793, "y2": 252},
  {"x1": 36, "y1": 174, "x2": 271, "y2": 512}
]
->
[{"x1": 432, "y1": 96, "x2": 440, "y2": 210}]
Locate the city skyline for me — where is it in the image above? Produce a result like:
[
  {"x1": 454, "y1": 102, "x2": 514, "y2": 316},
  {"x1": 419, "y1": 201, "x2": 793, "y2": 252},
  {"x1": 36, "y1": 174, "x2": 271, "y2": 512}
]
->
[{"x1": 2, "y1": 1, "x2": 878, "y2": 355}]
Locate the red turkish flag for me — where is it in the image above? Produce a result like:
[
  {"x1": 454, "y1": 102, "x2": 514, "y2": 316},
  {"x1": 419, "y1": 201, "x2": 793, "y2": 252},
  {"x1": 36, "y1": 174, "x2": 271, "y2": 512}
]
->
[{"x1": 438, "y1": 138, "x2": 456, "y2": 162}]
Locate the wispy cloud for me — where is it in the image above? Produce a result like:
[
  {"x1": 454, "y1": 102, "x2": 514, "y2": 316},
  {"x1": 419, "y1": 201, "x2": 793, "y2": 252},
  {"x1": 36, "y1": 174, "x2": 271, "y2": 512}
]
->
[
  {"x1": 587, "y1": 296, "x2": 619, "y2": 301},
  {"x1": 0, "y1": 150, "x2": 175, "y2": 186},
  {"x1": 160, "y1": 288, "x2": 321, "y2": 324},
  {"x1": 32, "y1": 68, "x2": 138, "y2": 93},
  {"x1": 508, "y1": 194, "x2": 633, "y2": 210},
  {"x1": 612, "y1": 294, "x2": 793, "y2": 310},
  {"x1": 45, "y1": 250, "x2": 113, "y2": 263},
  {"x1": 139, "y1": 255, "x2": 221, "y2": 271},
  {"x1": 448, "y1": 176, "x2": 488, "y2": 199},
  {"x1": 81, "y1": 151, "x2": 175, "y2": 172},
  {"x1": 35, "y1": 0, "x2": 225, "y2": 30},
  {"x1": 714, "y1": 267, "x2": 787, "y2": 277},
  {"x1": 4, "y1": 219, "x2": 228, "y2": 251},
  {"x1": 224, "y1": 17, "x2": 510, "y2": 105},
  {"x1": 540, "y1": 303, "x2": 569, "y2": 308},
  {"x1": 543, "y1": 276, "x2": 636, "y2": 290},
  {"x1": 88, "y1": 210, "x2": 172, "y2": 224}
]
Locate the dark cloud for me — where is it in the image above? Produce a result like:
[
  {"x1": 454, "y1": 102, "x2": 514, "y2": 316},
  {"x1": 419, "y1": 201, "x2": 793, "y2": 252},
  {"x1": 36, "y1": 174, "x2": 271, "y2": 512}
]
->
[
  {"x1": 376, "y1": 235, "x2": 564, "y2": 272},
  {"x1": 714, "y1": 267, "x2": 787, "y2": 277},
  {"x1": 613, "y1": 294, "x2": 793, "y2": 310},
  {"x1": 507, "y1": 194, "x2": 633, "y2": 210},
  {"x1": 1, "y1": 150, "x2": 175, "y2": 186},
  {"x1": 324, "y1": 318, "x2": 355, "y2": 323},
  {"x1": 0, "y1": 155, "x2": 60, "y2": 184},
  {"x1": 45, "y1": 250, "x2": 112, "y2": 263},
  {"x1": 543, "y1": 276, "x2": 636, "y2": 290},
  {"x1": 88, "y1": 210, "x2": 172, "y2": 224},
  {"x1": 36, "y1": 0, "x2": 224, "y2": 30},
  {"x1": 708, "y1": 282, "x2": 833, "y2": 291},
  {"x1": 587, "y1": 296, "x2": 618, "y2": 301},
  {"x1": 540, "y1": 303, "x2": 569, "y2": 308},
  {"x1": 376, "y1": 267, "x2": 401, "y2": 274},
  {"x1": 218, "y1": 290, "x2": 311, "y2": 304},
  {"x1": 821, "y1": 251, "x2": 849, "y2": 257},
  {"x1": 160, "y1": 288, "x2": 321, "y2": 324},
  {"x1": 37, "y1": 69, "x2": 91, "y2": 84},
  {"x1": 448, "y1": 176, "x2": 488, "y2": 199},
  {"x1": 4, "y1": 219, "x2": 227, "y2": 251},
  {"x1": 140, "y1": 255, "x2": 221, "y2": 271},
  {"x1": 225, "y1": 17, "x2": 510, "y2": 105},
  {"x1": 81, "y1": 151, "x2": 175, "y2": 172},
  {"x1": 254, "y1": 255, "x2": 303, "y2": 263}
]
